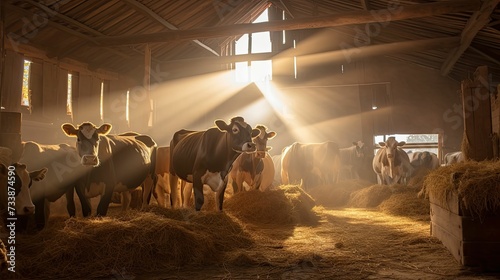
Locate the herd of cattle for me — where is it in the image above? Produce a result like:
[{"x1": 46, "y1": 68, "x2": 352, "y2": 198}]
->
[{"x1": 1, "y1": 116, "x2": 465, "y2": 232}]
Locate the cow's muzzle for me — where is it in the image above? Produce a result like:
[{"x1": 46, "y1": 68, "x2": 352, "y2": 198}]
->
[
  {"x1": 237, "y1": 142, "x2": 256, "y2": 153},
  {"x1": 81, "y1": 155, "x2": 99, "y2": 166},
  {"x1": 255, "y1": 151, "x2": 266, "y2": 158},
  {"x1": 24, "y1": 205, "x2": 35, "y2": 215}
]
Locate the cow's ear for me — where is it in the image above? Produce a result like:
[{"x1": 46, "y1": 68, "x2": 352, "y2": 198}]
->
[
  {"x1": 397, "y1": 141, "x2": 406, "y2": 146},
  {"x1": 251, "y1": 128, "x2": 260, "y2": 138},
  {"x1": 215, "y1": 120, "x2": 229, "y2": 131},
  {"x1": 266, "y1": 146, "x2": 273, "y2": 151},
  {"x1": 267, "y1": 131, "x2": 277, "y2": 139},
  {"x1": 352, "y1": 141, "x2": 358, "y2": 146},
  {"x1": 30, "y1": 167, "x2": 48, "y2": 181},
  {"x1": 97, "y1": 123, "x2": 112, "y2": 135},
  {"x1": 378, "y1": 142, "x2": 386, "y2": 147},
  {"x1": 61, "y1": 123, "x2": 78, "y2": 137}
]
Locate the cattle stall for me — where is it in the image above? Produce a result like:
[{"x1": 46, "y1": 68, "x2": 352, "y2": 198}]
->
[{"x1": 1, "y1": 0, "x2": 500, "y2": 279}]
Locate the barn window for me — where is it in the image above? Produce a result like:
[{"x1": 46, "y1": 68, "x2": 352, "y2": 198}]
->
[
  {"x1": 67, "y1": 73, "x2": 73, "y2": 117},
  {"x1": 234, "y1": 8, "x2": 272, "y2": 82},
  {"x1": 21, "y1": 60, "x2": 31, "y2": 107}
]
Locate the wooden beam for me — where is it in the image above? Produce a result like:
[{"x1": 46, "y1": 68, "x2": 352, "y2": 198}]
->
[
  {"x1": 121, "y1": 0, "x2": 219, "y2": 56},
  {"x1": 440, "y1": 0, "x2": 500, "y2": 76},
  {"x1": 95, "y1": 0, "x2": 480, "y2": 46},
  {"x1": 159, "y1": 36, "x2": 460, "y2": 68},
  {"x1": 360, "y1": 0, "x2": 371, "y2": 11}
]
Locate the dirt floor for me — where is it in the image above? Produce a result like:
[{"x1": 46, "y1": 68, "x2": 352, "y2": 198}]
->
[{"x1": 2, "y1": 180, "x2": 500, "y2": 280}]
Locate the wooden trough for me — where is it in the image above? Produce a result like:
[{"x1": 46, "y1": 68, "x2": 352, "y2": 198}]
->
[{"x1": 425, "y1": 163, "x2": 500, "y2": 271}]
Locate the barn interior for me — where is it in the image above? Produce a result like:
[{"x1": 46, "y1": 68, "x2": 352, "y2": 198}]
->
[{"x1": 1, "y1": 0, "x2": 500, "y2": 279}]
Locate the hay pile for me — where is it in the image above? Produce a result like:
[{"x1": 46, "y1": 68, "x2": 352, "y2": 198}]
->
[
  {"x1": 307, "y1": 180, "x2": 372, "y2": 207},
  {"x1": 348, "y1": 184, "x2": 395, "y2": 208},
  {"x1": 422, "y1": 161, "x2": 500, "y2": 219},
  {"x1": 5, "y1": 207, "x2": 253, "y2": 279},
  {"x1": 224, "y1": 185, "x2": 318, "y2": 225}
]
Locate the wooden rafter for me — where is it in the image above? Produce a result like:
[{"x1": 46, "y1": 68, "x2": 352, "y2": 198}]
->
[
  {"x1": 95, "y1": 0, "x2": 480, "y2": 46},
  {"x1": 440, "y1": 0, "x2": 500, "y2": 76},
  {"x1": 121, "y1": 0, "x2": 219, "y2": 56},
  {"x1": 159, "y1": 36, "x2": 460, "y2": 68}
]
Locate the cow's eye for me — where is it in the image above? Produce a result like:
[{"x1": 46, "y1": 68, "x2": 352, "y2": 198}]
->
[{"x1": 232, "y1": 127, "x2": 239, "y2": 133}]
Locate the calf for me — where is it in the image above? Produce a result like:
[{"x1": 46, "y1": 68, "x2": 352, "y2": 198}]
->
[
  {"x1": 229, "y1": 125, "x2": 276, "y2": 192},
  {"x1": 169, "y1": 117, "x2": 259, "y2": 211}
]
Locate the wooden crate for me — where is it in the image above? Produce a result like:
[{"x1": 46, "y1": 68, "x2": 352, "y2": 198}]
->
[{"x1": 429, "y1": 192, "x2": 500, "y2": 271}]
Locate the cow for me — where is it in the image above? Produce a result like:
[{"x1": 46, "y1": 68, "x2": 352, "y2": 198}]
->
[
  {"x1": 271, "y1": 154, "x2": 282, "y2": 186},
  {"x1": 1, "y1": 147, "x2": 47, "y2": 217},
  {"x1": 372, "y1": 137, "x2": 413, "y2": 185},
  {"x1": 408, "y1": 151, "x2": 440, "y2": 172},
  {"x1": 61, "y1": 122, "x2": 157, "y2": 216},
  {"x1": 19, "y1": 142, "x2": 87, "y2": 229},
  {"x1": 339, "y1": 141, "x2": 365, "y2": 180},
  {"x1": 443, "y1": 151, "x2": 464, "y2": 165},
  {"x1": 229, "y1": 125, "x2": 277, "y2": 192},
  {"x1": 281, "y1": 141, "x2": 341, "y2": 189},
  {"x1": 169, "y1": 117, "x2": 260, "y2": 211}
]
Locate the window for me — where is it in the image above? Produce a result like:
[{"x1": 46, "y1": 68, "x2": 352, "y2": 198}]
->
[
  {"x1": 234, "y1": 8, "x2": 272, "y2": 82},
  {"x1": 21, "y1": 60, "x2": 31, "y2": 107},
  {"x1": 67, "y1": 73, "x2": 73, "y2": 117}
]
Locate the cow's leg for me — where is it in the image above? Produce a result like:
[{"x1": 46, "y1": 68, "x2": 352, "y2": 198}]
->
[
  {"x1": 96, "y1": 183, "x2": 114, "y2": 216},
  {"x1": 121, "y1": 191, "x2": 131, "y2": 211},
  {"x1": 192, "y1": 176, "x2": 205, "y2": 211},
  {"x1": 65, "y1": 186, "x2": 76, "y2": 217},
  {"x1": 141, "y1": 175, "x2": 154, "y2": 208},
  {"x1": 182, "y1": 181, "x2": 192, "y2": 208},
  {"x1": 33, "y1": 198, "x2": 47, "y2": 230},
  {"x1": 169, "y1": 174, "x2": 181, "y2": 208},
  {"x1": 75, "y1": 182, "x2": 92, "y2": 217},
  {"x1": 216, "y1": 178, "x2": 228, "y2": 211}
]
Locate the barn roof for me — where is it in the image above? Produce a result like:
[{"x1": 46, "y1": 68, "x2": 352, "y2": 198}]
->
[{"x1": 3, "y1": 0, "x2": 499, "y2": 82}]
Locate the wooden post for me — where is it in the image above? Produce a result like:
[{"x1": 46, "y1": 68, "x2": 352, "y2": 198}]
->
[
  {"x1": 144, "y1": 44, "x2": 152, "y2": 128},
  {"x1": 461, "y1": 66, "x2": 493, "y2": 161}
]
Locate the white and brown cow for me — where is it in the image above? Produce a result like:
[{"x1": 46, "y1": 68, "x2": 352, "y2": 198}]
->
[
  {"x1": 169, "y1": 117, "x2": 259, "y2": 211},
  {"x1": 61, "y1": 122, "x2": 156, "y2": 216},
  {"x1": 443, "y1": 151, "x2": 464, "y2": 165},
  {"x1": 372, "y1": 137, "x2": 413, "y2": 185},
  {"x1": 281, "y1": 141, "x2": 341, "y2": 189},
  {"x1": 229, "y1": 125, "x2": 277, "y2": 192},
  {"x1": 339, "y1": 141, "x2": 365, "y2": 180},
  {"x1": 408, "y1": 151, "x2": 440, "y2": 172},
  {"x1": 1, "y1": 147, "x2": 47, "y2": 217}
]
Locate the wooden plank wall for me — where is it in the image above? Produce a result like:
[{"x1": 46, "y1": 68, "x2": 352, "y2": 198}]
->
[
  {"x1": 461, "y1": 66, "x2": 493, "y2": 161},
  {"x1": 1, "y1": 50, "x2": 23, "y2": 112}
]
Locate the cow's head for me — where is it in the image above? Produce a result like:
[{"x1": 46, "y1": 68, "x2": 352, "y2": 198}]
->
[
  {"x1": 61, "y1": 122, "x2": 112, "y2": 166},
  {"x1": 379, "y1": 137, "x2": 405, "y2": 160},
  {"x1": 353, "y1": 141, "x2": 365, "y2": 159},
  {"x1": 1, "y1": 163, "x2": 47, "y2": 215},
  {"x1": 215, "y1": 117, "x2": 260, "y2": 153},
  {"x1": 253, "y1": 125, "x2": 277, "y2": 158}
]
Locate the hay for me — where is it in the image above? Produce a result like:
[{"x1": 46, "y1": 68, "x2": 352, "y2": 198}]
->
[
  {"x1": 7, "y1": 207, "x2": 253, "y2": 279},
  {"x1": 348, "y1": 184, "x2": 394, "y2": 208},
  {"x1": 379, "y1": 192, "x2": 430, "y2": 218},
  {"x1": 422, "y1": 161, "x2": 500, "y2": 219},
  {"x1": 224, "y1": 185, "x2": 318, "y2": 225},
  {"x1": 308, "y1": 180, "x2": 372, "y2": 207}
]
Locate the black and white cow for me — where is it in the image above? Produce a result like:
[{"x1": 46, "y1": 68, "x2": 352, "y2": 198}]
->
[
  {"x1": 229, "y1": 125, "x2": 277, "y2": 192},
  {"x1": 169, "y1": 117, "x2": 259, "y2": 211},
  {"x1": 1, "y1": 147, "x2": 47, "y2": 217},
  {"x1": 61, "y1": 122, "x2": 156, "y2": 216}
]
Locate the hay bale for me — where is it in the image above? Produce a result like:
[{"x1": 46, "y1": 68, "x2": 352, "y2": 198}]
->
[
  {"x1": 308, "y1": 180, "x2": 372, "y2": 207},
  {"x1": 348, "y1": 184, "x2": 396, "y2": 208},
  {"x1": 9, "y1": 207, "x2": 253, "y2": 279},
  {"x1": 379, "y1": 192, "x2": 430, "y2": 217},
  {"x1": 422, "y1": 161, "x2": 500, "y2": 219},
  {"x1": 224, "y1": 185, "x2": 317, "y2": 225}
]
